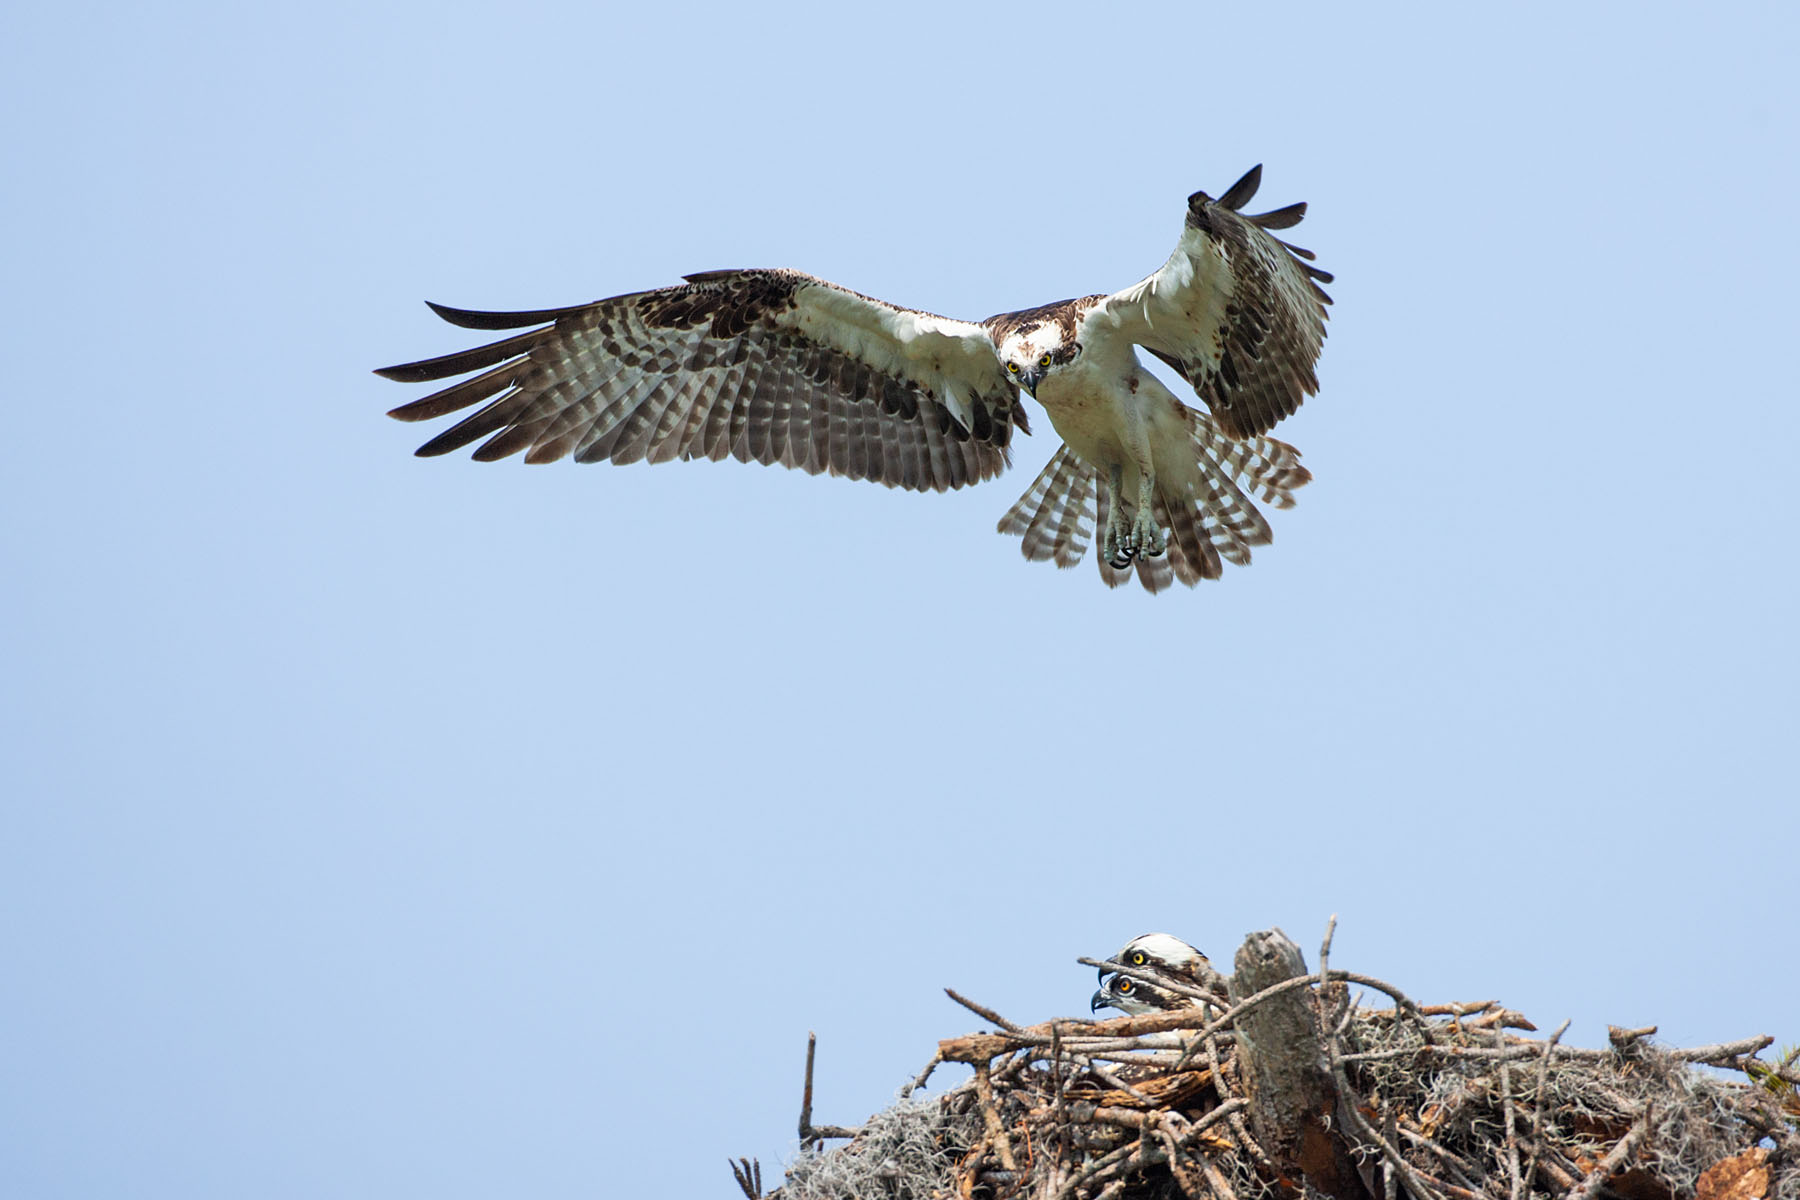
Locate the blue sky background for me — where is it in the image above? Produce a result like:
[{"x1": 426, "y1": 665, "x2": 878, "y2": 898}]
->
[{"x1": 3, "y1": 1, "x2": 1795, "y2": 1196}]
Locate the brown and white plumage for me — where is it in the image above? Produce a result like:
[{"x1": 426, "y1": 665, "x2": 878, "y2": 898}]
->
[
  {"x1": 380, "y1": 272, "x2": 1028, "y2": 492},
  {"x1": 376, "y1": 166, "x2": 1332, "y2": 592},
  {"x1": 1091, "y1": 933, "x2": 1231, "y2": 1016}
]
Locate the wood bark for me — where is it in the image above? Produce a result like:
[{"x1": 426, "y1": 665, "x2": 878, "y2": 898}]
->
[{"x1": 1232, "y1": 929, "x2": 1371, "y2": 1200}]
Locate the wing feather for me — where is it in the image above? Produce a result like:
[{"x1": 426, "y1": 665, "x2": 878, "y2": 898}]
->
[
  {"x1": 1092, "y1": 166, "x2": 1333, "y2": 439},
  {"x1": 374, "y1": 269, "x2": 1026, "y2": 492}
]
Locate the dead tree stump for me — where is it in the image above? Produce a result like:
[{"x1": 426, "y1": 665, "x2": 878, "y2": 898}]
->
[{"x1": 1233, "y1": 929, "x2": 1372, "y2": 1200}]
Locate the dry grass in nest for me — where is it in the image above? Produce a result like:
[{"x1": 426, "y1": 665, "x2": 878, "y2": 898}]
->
[{"x1": 734, "y1": 931, "x2": 1798, "y2": 1200}]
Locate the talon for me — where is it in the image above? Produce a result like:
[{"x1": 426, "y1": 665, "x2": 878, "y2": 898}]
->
[
  {"x1": 1110, "y1": 549, "x2": 1135, "y2": 569},
  {"x1": 1130, "y1": 509, "x2": 1165, "y2": 559}
]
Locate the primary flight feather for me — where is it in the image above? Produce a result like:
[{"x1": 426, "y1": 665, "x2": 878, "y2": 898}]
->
[{"x1": 376, "y1": 165, "x2": 1333, "y2": 593}]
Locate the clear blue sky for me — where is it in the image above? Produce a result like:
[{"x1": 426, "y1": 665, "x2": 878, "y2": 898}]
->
[{"x1": 4, "y1": 2, "x2": 1795, "y2": 1197}]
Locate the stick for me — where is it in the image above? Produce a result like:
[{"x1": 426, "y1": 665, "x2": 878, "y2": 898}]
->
[
  {"x1": 1077, "y1": 957, "x2": 1225, "y2": 1009},
  {"x1": 973, "y1": 1059, "x2": 1017, "y2": 1173},
  {"x1": 798, "y1": 1032, "x2": 817, "y2": 1147},
  {"x1": 1500, "y1": 1051, "x2": 1523, "y2": 1200},
  {"x1": 795, "y1": 1033, "x2": 860, "y2": 1146},
  {"x1": 1521, "y1": 1019, "x2": 1570, "y2": 1197},
  {"x1": 728, "y1": 1157, "x2": 761, "y2": 1200},
  {"x1": 899, "y1": 1050, "x2": 941, "y2": 1098},
  {"x1": 945, "y1": 987, "x2": 1021, "y2": 1032},
  {"x1": 1562, "y1": 1108, "x2": 1651, "y2": 1200}
]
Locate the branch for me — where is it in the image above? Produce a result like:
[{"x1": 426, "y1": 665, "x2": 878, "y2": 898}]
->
[{"x1": 945, "y1": 987, "x2": 1021, "y2": 1032}]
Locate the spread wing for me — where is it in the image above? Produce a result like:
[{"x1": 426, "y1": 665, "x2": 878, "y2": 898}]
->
[
  {"x1": 376, "y1": 269, "x2": 1030, "y2": 493},
  {"x1": 1089, "y1": 165, "x2": 1333, "y2": 439}
]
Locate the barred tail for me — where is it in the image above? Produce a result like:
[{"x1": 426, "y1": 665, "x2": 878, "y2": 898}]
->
[
  {"x1": 996, "y1": 447, "x2": 1095, "y2": 568},
  {"x1": 996, "y1": 421, "x2": 1310, "y2": 594},
  {"x1": 1171, "y1": 413, "x2": 1311, "y2": 576}
]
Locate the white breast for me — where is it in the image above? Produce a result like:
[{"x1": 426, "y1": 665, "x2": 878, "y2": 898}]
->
[{"x1": 1034, "y1": 345, "x2": 1199, "y2": 498}]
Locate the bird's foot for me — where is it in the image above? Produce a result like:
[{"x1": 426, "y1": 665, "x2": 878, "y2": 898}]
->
[
  {"x1": 1102, "y1": 507, "x2": 1165, "y2": 569},
  {"x1": 1103, "y1": 509, "x2": 1135, "y2": 569},
  {"x1": 1132, "y1": 508, "x2": 1166, "y2": 559}
]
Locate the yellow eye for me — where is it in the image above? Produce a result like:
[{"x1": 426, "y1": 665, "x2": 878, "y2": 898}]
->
[
  {"x1": 1130, "y1": 952, "x2": 1146, "y2": 965},
  {"x1": 1040, "y1": 354, "x2": 1052, "y2": 367},
  {"x1": 1006, "y1": 362, "x2": 1019, "y2": 374}
]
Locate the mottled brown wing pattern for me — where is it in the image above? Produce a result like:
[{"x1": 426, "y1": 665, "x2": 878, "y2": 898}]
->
[
  {"x1": 377, "y1": 270, "x2": 1027, "y2": 493},
  {"x1": 1181, "y1": 172, "x2": 1333, "y2": 438},
  {"x1": 1107, "y1": 165, "x2": 1334, "y2": 441}
]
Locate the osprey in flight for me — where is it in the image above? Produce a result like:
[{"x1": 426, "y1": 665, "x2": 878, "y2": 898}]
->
[
  {"x1": 377, "y1": 166, "x2": 1332, "y2": 592},
  {"x1": 1092, "y1": 933, "x2": 1230, "y2": 1015}
]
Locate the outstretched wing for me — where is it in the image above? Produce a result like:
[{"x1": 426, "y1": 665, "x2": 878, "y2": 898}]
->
[
  {"x1": 1089, "y1": 165, "x2": 1333, "y2": 439},
  {"x1": 376, "y1": 269, "x2": 1030, "y2": 493}
]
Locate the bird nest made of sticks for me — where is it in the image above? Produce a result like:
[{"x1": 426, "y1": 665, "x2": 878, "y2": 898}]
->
[{"x1": 732, "y1": 928, "x2": 1798, "y2": 1200}]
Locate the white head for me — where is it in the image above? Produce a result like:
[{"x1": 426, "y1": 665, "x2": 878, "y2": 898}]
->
[
  {"x1": 1089, "y1": 933, "x2": 1213, "y2": 1016},
  {"x1": 994, "y1": 318, "x2": 1081, "y2": 397},
  {"x1": 1112, "y1": 933, "x2": 1207, "y2": 974}
]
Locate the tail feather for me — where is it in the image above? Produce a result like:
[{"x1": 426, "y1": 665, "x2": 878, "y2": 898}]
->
[
  {"x1": 1201, "y1": 415, "x2": 1311, "y2": 508},
  {"x1": 997, "y1": 447, "x2": 1095, "y2": 569},
  {"x1": 1154, "y1": 492, "x2": 1223, "y2": 585},
  {"x1": 998, "y1": 416, "x2": 1312, "y2": 593}
]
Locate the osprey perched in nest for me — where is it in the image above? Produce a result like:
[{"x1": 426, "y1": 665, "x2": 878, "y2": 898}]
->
[
  {"x1": 377, "y1": 166, "x2": 1332, "y2": 592},
  {"x1": 1092, "y1": 933, "x2": 1231, "y2": 1014}
]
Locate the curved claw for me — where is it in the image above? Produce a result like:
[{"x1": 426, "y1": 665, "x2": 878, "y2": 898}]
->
[{"x1": 1109, "y1": 549, "x2": 1135, "y2": 570}]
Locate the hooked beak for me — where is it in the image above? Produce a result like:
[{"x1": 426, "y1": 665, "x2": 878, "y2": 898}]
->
[
  {"x1": 1090, "y1": 988, "x2": 1111, "y2": 1014},
  {"x1": 1018, "y1": 367, "x2": 1042, "y2": 397}
]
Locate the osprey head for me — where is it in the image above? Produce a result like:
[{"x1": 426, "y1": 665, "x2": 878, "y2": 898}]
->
[
  {"x1": 1091, "y1": 971, "x2": 1182, "y2": 1015},
  {"x1": 996, "y1": 328, "x2": 1079, "y2": 398},
  {"x1": 1090, "y1": 933, "x2": 1220, "y2": 1015},
  {"x1": 1099, "y1": 933, "x2": 1209, "y2": 981}
]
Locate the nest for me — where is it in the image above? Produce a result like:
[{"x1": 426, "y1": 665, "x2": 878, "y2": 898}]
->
[{"x1": 734, "y1": 937, "x2": 1799, "y2": 1200}]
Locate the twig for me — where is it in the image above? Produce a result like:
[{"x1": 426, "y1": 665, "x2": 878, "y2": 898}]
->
[
  {"x1": 1166, "y1": 970, "x2": 1332, "y2": 1071},
  {"x1": 973, "y1": 1059, "x2": 1018, "y2": 1173},
  {"x1": 1200, "y1": 1025, "x2": 1272, "y2": 1171},
  {"x1": 1342, "y1": 1034, "x2": 1770, "y2": 1068},
  {"x1": 1319, "y1": 913, "x2": 1337, "y2": 982},
  {"x1": 1562, "y1": 1108, "x2": 1651, "y2": 1200},
  {"x1": 1384, "y1": 1103, "x2": 1401, "y2": 1200},
  {"x1": 1323, "y1": 1004, "x2": 1447, "y2": 1200},
  {"x1": 1180, "y1": 1095, "x2": 1248, "y2": 1141},
  {"x1": 945, "y1": 987, "x2": 1021, "y2": 1031},
  {"x1": 1669, "y1": 1035, "x2": 1774, "y2": 1065},
  {"x1": 798, "y1": 1032, "x2": 818, "y2": 1148},
  {"x1": 728, "y1": 1157, "x2": 761, "y2": 1200},
  {"x1": 1516, "y1": 1135, "x2": 1583, "y2": 1191},
  {"x1": 1052, "y1": 1129, "x2": 1141, "y2": 1199},
  {"x1": 1399, "y1": 1126, "x2": 1485, "y2": 1194},
  {"x1": 899, "y1": 1050, "x2": 941, "y2": 1098},
  {"x1": 795, "y1": 1033, "x2": 860, "y2": 1147},
  {"x1": 1500, "y1": 1050, "x2": 1523, "y2": 1200},
  {"x1": 1154, "y1": 1122, "x2": 1205, "y2": 1200},
  {"x1": 1407, "y1": 1168, "x2": 1486, "y2": 1200},
  {"x1": 1521, "y1": 1018, "x2": 1570, "y2": 1196},
  {"x1": 1077, "y1": 957, "x2": 1225, "y2": 1009},
  {"x1": 1418, "y1": 1001, "x2": 1500, "y2": 1017},
  {"x1": 1197, "y1": 1152, "x2": 1242, "y2": 1200}
]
